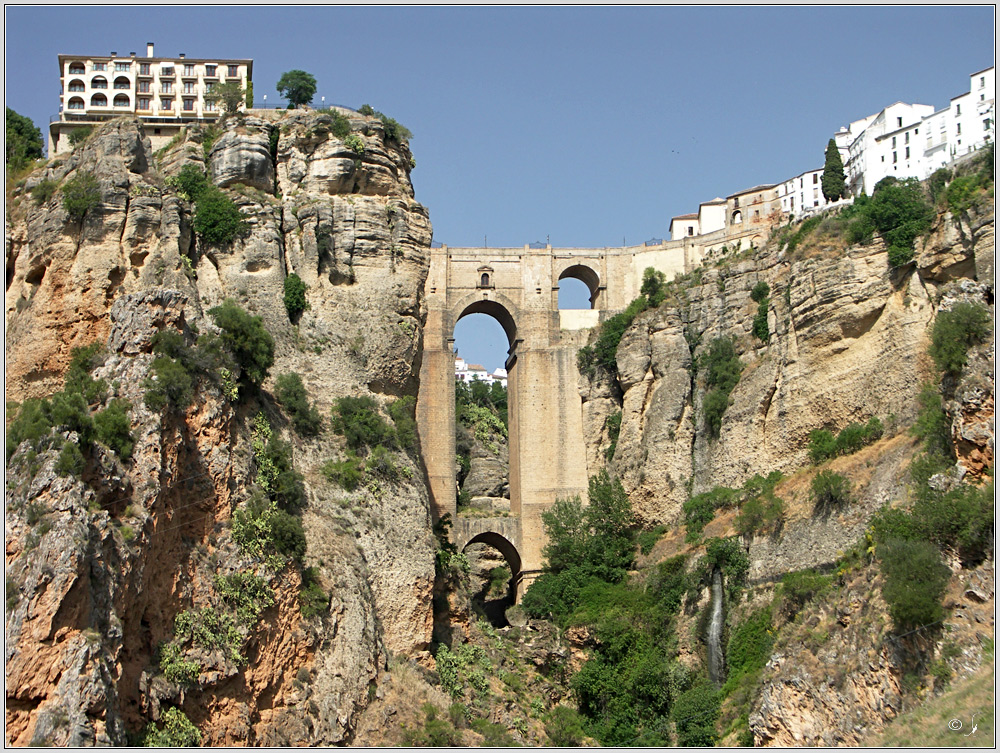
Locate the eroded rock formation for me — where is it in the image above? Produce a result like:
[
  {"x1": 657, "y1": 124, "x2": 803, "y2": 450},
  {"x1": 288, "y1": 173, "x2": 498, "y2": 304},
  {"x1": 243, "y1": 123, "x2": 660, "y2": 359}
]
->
[{"x1": 5, "y1": 111, "x2": 434, "y2": 745}]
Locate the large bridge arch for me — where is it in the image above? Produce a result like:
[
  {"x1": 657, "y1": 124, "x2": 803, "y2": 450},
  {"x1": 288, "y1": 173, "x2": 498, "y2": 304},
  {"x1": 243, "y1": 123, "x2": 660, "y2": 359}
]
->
[
  {"x1": 418, "y1": 242, "x2": 685, "y2": 598},
  {"x1": 450, "y1": 292, "x2": 521, "y2": 356}
]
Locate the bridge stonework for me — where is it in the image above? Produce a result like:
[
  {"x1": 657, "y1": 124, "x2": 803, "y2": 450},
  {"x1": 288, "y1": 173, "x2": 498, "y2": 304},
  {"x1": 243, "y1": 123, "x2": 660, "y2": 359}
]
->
[{"x1": 415, "y1": 240, "x2": 710, "y2": 599}]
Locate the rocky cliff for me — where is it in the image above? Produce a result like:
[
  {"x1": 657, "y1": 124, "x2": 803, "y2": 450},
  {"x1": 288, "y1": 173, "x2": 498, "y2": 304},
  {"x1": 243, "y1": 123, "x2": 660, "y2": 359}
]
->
[
  {"x1": 577, "y1": 168, "x2": 994, "y2": 745},
  {"x1": 5, "y1": 111, "x2": 435, "y2": 745},
  {"x1": 5, "y1": 110, "x2": 994, "y2": 748},
  {"x1": 587, "y1": 200, "x2": 993, "y2": 545}
]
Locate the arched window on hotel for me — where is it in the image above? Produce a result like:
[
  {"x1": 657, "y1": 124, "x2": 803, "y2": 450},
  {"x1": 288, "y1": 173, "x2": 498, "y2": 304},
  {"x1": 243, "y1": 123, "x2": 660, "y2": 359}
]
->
[
  {"x1": 113, "y1": 94, "x2": 130, "y2": 108},
  {"x1": 68, "y1": 79, "x2": 85, "y2": 92},
  {"x1": 91, "y1": 93, "x2": 108, "y2": 107},
  {"x1": 114, "y1": 76, "x2": 130, "y2": 90},
  {"x1": 67, "y1": 97, "x2": 85, "y2": 110},
  {"x1": 91, "y1": 76, "x2": 107, "y2": 89},
  {"x1": 68, "y1": 62, "x2": 85, "y2": 75}
]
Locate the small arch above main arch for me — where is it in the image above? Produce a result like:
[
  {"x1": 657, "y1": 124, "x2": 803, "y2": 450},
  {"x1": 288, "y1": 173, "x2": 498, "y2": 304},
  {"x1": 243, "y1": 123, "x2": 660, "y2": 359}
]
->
[{"x1": 556, "y1": 261, "x2": 602, "y2": 309}]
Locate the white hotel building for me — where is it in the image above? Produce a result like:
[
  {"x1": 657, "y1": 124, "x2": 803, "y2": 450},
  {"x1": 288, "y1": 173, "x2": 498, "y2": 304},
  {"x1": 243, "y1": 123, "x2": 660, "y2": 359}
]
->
[{"x1": 50, "y1": 42, "x2": 252, "y2": 155}]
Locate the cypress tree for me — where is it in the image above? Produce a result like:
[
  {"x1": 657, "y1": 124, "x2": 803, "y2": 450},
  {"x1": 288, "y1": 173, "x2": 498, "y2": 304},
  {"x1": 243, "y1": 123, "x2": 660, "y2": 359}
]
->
[{"x1": 821, "y1": 138, "x2": 847, "y2": 201}]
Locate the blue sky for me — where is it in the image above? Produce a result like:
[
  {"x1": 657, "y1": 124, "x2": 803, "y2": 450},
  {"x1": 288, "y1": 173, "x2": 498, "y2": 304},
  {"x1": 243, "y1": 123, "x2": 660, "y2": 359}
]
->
[{"x1": 5, "y1": 5, "x2": 995, "y2": 371}]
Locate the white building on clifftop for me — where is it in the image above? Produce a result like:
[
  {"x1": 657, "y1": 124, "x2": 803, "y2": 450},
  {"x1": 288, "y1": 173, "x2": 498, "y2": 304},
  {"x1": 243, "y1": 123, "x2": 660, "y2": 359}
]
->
[
  {"x1": 50, "y1": 42, "x2": 253, "y2": 155},
  {"x1": 455, "y1": 355, "x2": 507, "y2": 388}
]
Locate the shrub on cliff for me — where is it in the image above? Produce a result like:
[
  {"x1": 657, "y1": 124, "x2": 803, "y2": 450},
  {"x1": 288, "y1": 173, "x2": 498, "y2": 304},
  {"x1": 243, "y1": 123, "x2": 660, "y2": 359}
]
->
[
  {"x1": 7, "y1": 345, "x2": 135, "y2": 467},
  {"x1": 670, "y1": 678, "x2": 720, "y2": 747},
  {"x1": 62, "y1": 171, "x2": 101, "y2": 222},
  {"x1": 929, "y1": 301, "x2": 992, "y2": 376},
  {"x1": 699, "y1": 337, "x2": 742, "y2": 438},
  {"x1": 846, "y1": 177, "x2": 933, "y2": 267},
  {"x1": 577, "y1": 296, "x2": 648, "y2": 377},
  {"x1": 31, "y1": 179, "x2": 58, "y2": 206},
  {"x1": 811, "y1": 470, "x2": 851, "y2": 514},
  {"x1": 275, "y1": 373, "x2": 322, "y2": 436},
  {"x1": 141, "y1": 707, "x2": 201, "y2": 747},
  {"x1": 193, "y1": 186, "x2": 248, "y2": 246},
  {"x1": 388, "y1": 396, "x2": 418, "y2": 451},
  {"x1": 331, "y1": 395, "x2": 396, "y2": 452},
  {"x1": 640, "y1": 267, "x2": 667, "y2": 307},
  {"x1": 168, "y1": 164, "x2": 209, "y2": 201},
  {"x1": 878, "y1": 537, "x2": 950, "y2": 632},
  {"x1": 283, "y1": 273, "x2": 307, "y2": 322},
  {"x1": 208, "y1": 299, "x2": 274, "y2": 388},
  {"x1": 93, "y1": 398, "x2": 134, "y2": 461},
  {"x1": 808, "y1": 416, "x2": 883, "y2": 463}
]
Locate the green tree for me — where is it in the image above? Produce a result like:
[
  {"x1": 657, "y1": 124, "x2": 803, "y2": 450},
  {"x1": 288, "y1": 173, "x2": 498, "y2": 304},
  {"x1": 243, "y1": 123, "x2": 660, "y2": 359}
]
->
[
  {"x1": 283, "y1": 273, "x2": 307, "y2": 321},
  {"x1": 540, "y1": 496, "x2": 589, "y2": 573},
  {"x1": 821, "y1": 138, "x2": 846, "y2": 202},
  {"x1": 276, "y1": 70, "x2": 317, "y2": 108},
  {"x1": 878, "y1": 538, "x2": 950, "y2": 632},
  {"x1": 929, "y1": 301, "x2": 992, "y2": 376},
  {"x1": 193, "y1": 186, "x2": 247, "y2": 246},
  {"x1": 62, "y1": 171, "x2": 101, "y2": 222},
  {"x1": 205, "y1": 80, "x2": 245, "y2": 115},
  {"x1": 208, "y1": 299, "x2": 275, "y2": 387},
  {"x1": 6, "y1": 107, "x2": 43, "y2": 174}
]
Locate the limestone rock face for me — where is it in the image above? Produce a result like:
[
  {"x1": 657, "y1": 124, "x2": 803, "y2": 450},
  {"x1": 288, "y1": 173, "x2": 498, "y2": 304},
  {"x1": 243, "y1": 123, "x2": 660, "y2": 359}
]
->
[
  {"x1": 275, "y1": 110, "x2": 416, "y2": 199},
  {"x1": 587, "y1": 204, "x2": 993, "y2": 535},
  {"x1": 208, "y1": 117, "x2": 275, "y2": 193},
  {"x1": 5, "y1": 118, "x2": 175, "y2": 402},
  {"x1": 748, "y1": 565, "x2": 904, "y2": 747},
  {"x1": 462, "y1": 437, "x2": 509, "y2": 499},
  {"x1": 5, "y1": 113, "x2": 434, "y2": 746}
]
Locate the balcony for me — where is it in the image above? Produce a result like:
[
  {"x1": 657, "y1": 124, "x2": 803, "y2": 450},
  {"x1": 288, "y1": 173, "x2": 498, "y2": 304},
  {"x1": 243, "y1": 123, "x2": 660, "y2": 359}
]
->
[{"x1": 159, "y1": 68, "x2": 175, "y2": 78}]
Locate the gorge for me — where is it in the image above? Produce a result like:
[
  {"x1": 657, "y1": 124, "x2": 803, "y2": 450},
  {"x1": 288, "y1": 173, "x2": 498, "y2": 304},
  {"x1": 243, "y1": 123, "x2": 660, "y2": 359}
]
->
[{"x1": 4, "y1": 109, "x2": 994, "y2": 746}]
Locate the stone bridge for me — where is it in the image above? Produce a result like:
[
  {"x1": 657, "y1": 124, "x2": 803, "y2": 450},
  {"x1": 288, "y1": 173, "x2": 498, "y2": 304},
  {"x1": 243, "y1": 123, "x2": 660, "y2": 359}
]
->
[{"x1": 415, "y1": 238, "x2": 734, "y2": 598}]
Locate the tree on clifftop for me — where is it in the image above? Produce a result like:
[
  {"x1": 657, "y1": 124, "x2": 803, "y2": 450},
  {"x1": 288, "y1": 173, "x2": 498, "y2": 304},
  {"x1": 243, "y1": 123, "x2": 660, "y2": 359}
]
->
[
  {"x1": 821, "y1": 138, "x2": 847, "y2": 202},
  {"x1": 276, "y1": 70, "x2": 317, "y2": 109},
  {"x1": 6, "y1": 107, "x2": 43, "y2": 174},
  {"x1": 205, "y1": 80, "x2": 245, "y2": 115}
]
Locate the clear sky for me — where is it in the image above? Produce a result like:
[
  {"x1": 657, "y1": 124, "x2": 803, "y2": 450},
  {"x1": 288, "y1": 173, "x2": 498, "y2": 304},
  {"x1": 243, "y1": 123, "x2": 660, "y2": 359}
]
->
[{"x1": 5, "y1": 5, "x2": 995, "y2": 371}]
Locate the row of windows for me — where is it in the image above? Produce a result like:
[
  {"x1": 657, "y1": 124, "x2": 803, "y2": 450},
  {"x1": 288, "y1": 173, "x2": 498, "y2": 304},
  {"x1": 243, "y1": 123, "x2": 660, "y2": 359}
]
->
[
  {"x1": 68, "y1": 78, "x2": 219, "y2": 95},
  {"x1": 67, "y1": 94, "x2": 130, "y2": 108},
  {"x1": 67, "y1": 94, "x2": 217, "y2": 111},
  {"x1": 68, "y1": 61, "x2": 239, "y2": 77}
]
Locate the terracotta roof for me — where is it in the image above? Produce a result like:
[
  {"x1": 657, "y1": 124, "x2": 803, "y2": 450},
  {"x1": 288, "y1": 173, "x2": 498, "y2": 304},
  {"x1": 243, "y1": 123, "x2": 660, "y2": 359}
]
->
[{"x1": 672, "y1": 213, "x2": 698, "y2": 220}]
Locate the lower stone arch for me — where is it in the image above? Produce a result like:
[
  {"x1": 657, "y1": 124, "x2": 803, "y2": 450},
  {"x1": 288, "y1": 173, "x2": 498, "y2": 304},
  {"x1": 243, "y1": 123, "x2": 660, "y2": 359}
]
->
[
  {"x1": 462, "y1": 530, "x2": 522, "y2": 624},
  {"x1": 463, "y1": 531, "x2": 521, "y2": 576}
]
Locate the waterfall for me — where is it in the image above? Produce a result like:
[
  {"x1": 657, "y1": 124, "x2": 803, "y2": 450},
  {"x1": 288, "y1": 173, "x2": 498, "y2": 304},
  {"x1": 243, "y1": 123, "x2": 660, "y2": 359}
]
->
[{"x1": 707, "y1": 568, "x2": 725, "y2": 687}]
